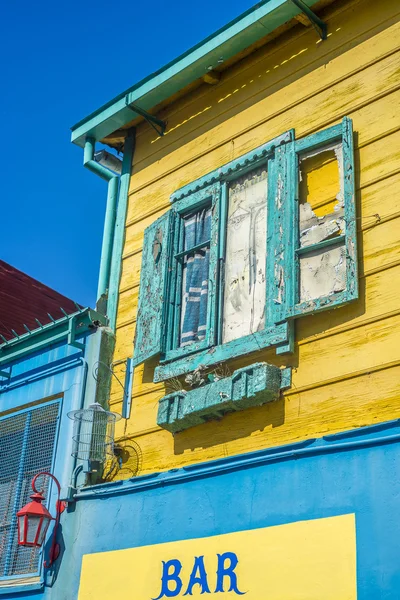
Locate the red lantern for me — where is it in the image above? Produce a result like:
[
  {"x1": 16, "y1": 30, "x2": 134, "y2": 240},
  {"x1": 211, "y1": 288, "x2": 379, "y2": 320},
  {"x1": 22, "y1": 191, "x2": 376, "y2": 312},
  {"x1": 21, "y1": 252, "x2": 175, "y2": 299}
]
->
[
  {"x1": 17, "y1": 491, "x2": 52, "y2": 548},
  {"x1": 16, "y1": 472, "x2": 65, "y2": 567}
]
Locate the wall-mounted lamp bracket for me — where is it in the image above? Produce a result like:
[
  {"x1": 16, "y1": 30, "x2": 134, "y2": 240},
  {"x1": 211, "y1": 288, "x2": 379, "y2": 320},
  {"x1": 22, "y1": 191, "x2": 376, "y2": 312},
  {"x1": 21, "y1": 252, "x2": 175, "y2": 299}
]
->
[
  {"x1": 290, "y1": 0, "x2": 327, "y2": 40},
  {"x1": 126, "y1": 100, "x2": 167, "y2": 137}
]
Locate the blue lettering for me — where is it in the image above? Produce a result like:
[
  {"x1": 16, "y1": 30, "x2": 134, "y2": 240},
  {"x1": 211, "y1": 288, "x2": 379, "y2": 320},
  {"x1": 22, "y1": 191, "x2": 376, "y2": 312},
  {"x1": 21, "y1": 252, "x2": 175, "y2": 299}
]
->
[
  {"x1": 215, "y1": 552, "x2": 245, "y2": 595},
  {"x1": 183, "y1": 555, "x2": 210, "y2": 596},
  {"x1": 153, "y1": 559, "x2": 183, "y2": 599}
]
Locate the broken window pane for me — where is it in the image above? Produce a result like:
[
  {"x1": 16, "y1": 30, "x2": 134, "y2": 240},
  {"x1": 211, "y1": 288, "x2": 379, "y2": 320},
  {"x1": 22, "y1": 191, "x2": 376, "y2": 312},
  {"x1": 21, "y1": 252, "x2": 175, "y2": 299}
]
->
[
  {"x1": 223, "y1": 166, "x2": 267, "y2": 344},
  {"x1": 299, "y1": 144, "x2": 345, "y2": 249},
  {"x1": 298, "y1": 143, "x2": 347, "y2": 303},
  {"x1": 180, "y1": 208, "x2": 211, "y2": 347},
  {"x1": 299, "y1": 244, "x2": 346, "y2": 302}
]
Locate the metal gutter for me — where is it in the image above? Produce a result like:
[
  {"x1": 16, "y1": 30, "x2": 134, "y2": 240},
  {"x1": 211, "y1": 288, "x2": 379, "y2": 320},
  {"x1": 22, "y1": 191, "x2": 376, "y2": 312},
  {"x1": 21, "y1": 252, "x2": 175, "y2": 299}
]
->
[
  {"x1": 84, "y1": 138, "x2": 119, "y2": 303},
  {"x1": 107, "y1": 128, "x2": 136, "y2": 330},
  {"x1": 0, "y1": 308, "x2": 107, "y2": 368},
  {"x1": 70, "y1": 0, "x2": 321, "y2": 148}
]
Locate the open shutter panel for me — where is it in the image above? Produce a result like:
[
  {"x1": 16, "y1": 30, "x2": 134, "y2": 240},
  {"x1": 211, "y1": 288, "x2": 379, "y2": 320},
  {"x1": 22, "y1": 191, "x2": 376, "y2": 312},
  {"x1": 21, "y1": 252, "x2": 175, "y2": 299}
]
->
[
  {"x1": 266, "y1": 141, "x2": 295, "y2": 354},
  {"x1": 286, "y1": 117, "x2": 357, "y2": 318},
  {"x1": 132, "y1": 210, "x2": 173, "y2": 367}
]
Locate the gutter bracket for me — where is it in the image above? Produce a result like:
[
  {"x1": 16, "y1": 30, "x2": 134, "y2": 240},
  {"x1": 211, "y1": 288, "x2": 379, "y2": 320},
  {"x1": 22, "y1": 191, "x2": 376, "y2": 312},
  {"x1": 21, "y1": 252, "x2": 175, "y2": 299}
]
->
[
  {"x1": 0, "y1": 367, "x2": 11, "y2": 380},
  {"x1": 290, "y1": 0, "x2": 327, "y2": 40},
  {"x1": 68, "y1": 316, "x2": 85, "y2": 350},
  {"x1": 126, "y1": 100, "x2": 166, "y2": 137}
]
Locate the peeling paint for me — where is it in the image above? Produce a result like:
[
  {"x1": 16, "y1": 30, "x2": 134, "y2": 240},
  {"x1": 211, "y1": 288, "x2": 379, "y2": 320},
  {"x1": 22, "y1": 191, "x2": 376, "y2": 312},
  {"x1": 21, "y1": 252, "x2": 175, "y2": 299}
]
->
[
  {"x1": 298, "y1": 142, "x2": 347, "y2": 303},
  {"x1": 299, "y1": 143, "x2": 345, "y2": 249},
  {"x1": 223, "y1": 167, "x2": 267, "y2": 343},
  {"x1": 300, "y1": 244, "x2": 346, "y2": 302}
]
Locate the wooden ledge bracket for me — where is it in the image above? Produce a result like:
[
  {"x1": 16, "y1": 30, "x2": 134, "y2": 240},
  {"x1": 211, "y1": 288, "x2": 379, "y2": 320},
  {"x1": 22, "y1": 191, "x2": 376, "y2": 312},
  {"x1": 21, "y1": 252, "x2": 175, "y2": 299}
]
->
[
  {"x1": 158, "y1": 362, "x2": 292, "y2": 434},
  {"x1": 126, "y1": 100, "x2": 167, "y2": 137},
  {"x1": 290, "y1": 0, "x2": 327, "y2": 40},
  {"x1": 203, "y1": 71, "x2": 220, "y2": 85}
]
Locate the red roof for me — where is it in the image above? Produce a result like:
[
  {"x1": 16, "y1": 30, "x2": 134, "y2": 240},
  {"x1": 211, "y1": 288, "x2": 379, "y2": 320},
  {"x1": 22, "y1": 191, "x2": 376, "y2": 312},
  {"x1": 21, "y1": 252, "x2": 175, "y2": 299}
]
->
[{"x1": 0, "y1": 260, "x2": 80, "y2": 341}]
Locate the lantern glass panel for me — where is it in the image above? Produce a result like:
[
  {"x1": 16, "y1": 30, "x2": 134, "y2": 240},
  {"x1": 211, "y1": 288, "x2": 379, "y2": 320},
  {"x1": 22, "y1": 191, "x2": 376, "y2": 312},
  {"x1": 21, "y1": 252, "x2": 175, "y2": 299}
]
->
[
  {"x1": 37, "y1": 517, "x2": 50, "y2": 545},
  {"x1": 18, "y1": 515, "x2": 26, "y2": 544},
  {"x1": 26, "y1": 516, "x2": 42, "y2": 545}
]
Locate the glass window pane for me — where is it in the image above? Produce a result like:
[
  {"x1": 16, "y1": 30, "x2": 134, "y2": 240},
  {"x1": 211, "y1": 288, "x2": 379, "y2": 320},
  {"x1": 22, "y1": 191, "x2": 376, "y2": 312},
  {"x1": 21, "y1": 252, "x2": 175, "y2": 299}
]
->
[
  {"x1": 223, "y1": 166, "x2": 268, "y2": 344},
  {"x1": 180, "y1": 208, "x2": 211, "y2": 347}
]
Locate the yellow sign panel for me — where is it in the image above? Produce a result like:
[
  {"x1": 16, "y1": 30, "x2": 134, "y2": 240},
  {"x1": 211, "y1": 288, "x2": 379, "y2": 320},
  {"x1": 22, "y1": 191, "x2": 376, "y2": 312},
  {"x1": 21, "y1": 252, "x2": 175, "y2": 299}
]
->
[{"x1": 78, "y1": 514, "x2": 357, "y2": 600}]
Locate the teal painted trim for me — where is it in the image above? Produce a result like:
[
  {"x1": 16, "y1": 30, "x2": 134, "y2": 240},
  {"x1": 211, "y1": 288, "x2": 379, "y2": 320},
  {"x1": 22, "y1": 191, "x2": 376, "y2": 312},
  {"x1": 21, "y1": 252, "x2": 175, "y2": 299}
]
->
[
  {"x1": 342, "y1": 116, "x2": 358, "y2": 302},
  {"x1": 288, "y1": 117, "x2": 358, "y2": 318},
  {"x1": 280, "y1": 366, "x2": 292, "y2": 388},
  {"x1": 167, "y1": 212, "x2": 182, "y2": 352},
  {"x1": 0, "y1": 580, "x2": 44, "y2": 595},
  {"x1": 97, "y1": 176, "x2": 119, "y2": 301},
  {"x1": 107, "y1": 128, "x2": 136, "y2": 331},
  {"x1": 217, "y1": 182, "x2": 228, "y2": 346},
  {"x1": 171, "y1": 130, "x2": 292, "y2": 202},
  {"x1": 172, "y1": 183, "x2": 221, "y2": 212},
  {"x1": 83, "y1": 138, "x2": 119, "y2": 303},
  {"x1": 294, "y1": 121, "x2": 343, "y2": 153},
  {"x1": 68, "y1": 315, "x2": 85, "y2": 350},
  {"x1": 75, "y1": 419, "x2": 400, "y2": 499},
  {"x1": 296, "y1": 234, "x2": 346, "y2": 255},
  {"x1": 84, "y1": 138, "x2": 115, "y2": 181},
  {"x1": 289, "y1": 0, "x2": 327, "y2": 40},
  {"x1": 71, "y1": 2, "x2": 320, "y2": 148},
  {"x1": 266, "y1": 138, "x2": 295, "y2": 354},
  {"x1": 154, "y1": 322, "x2": 288, "y2": 381},
  {"x1": 132, "y1": 211, "x2": 174, "y2": 367},
  {"x1": 122, "y1": 357, "x2": 134, "y2": 419},
  {"x1": 157, "y1": 362, "x2": 284, "y2": 433},
  {"x1": 175, "y1": 239, "x2": 211, "y2": 260},
  {"x1": 0, "y1": 309, "x2": 106, "y2": 367},
  {"x1": 276, "y1": 321, "x2": 294, "y2": 355}
]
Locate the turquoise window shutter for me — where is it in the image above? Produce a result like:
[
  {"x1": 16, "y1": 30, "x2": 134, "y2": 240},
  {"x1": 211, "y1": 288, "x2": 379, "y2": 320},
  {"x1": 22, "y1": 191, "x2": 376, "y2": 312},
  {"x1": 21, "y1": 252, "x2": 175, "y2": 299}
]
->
[
  {"x1": 132, "y1": 210, "x2": 173, "y2": 367},
  {"x1": 286, "y1": 117, "x2": 358, "y2": 318}
]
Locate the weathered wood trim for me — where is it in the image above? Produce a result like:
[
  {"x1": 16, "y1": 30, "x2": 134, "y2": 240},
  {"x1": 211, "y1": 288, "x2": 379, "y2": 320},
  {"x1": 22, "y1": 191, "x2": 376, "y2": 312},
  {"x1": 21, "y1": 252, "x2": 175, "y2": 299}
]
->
[
  {"x1": 170, "y1": 130, "x2": 292, "y2": 201},
  {"x1": 154, "y1": 323, "x2": 289, "y2": 381},
  {"x1": 157, "y1": 363, "x2": 287, "y2": 433}
]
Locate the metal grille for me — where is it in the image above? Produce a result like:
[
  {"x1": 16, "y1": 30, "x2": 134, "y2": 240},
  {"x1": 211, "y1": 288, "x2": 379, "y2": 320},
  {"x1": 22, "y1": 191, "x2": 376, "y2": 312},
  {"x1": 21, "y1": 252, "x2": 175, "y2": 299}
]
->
[{"x1": 0, "y1": 402, "x2": 59, "y2": 578}]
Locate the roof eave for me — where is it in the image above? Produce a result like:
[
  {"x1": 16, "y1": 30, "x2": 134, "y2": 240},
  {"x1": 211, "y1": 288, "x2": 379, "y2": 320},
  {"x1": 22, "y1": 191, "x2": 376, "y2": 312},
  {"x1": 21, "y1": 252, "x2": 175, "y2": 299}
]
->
[
  {"x1": 0, "y1": 308, "x2": 107, "y2": 368},
  {"x1": 71, "y1": 0, "x2": 319, "y2": 148}
]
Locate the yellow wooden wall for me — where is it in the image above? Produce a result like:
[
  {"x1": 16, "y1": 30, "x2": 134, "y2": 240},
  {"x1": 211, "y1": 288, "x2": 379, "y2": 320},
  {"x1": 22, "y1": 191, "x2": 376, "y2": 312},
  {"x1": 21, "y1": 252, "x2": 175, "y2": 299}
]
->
[{"x1": 109, "y1": 0, "x2": 400, "y2": 478}]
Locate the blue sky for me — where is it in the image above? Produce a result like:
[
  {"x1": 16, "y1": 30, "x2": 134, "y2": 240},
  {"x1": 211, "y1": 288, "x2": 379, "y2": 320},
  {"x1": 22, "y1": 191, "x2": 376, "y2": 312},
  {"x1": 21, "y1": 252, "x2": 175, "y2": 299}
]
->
[{"x1": 1, "y1": 0, "x2": 256, "y2": 308}]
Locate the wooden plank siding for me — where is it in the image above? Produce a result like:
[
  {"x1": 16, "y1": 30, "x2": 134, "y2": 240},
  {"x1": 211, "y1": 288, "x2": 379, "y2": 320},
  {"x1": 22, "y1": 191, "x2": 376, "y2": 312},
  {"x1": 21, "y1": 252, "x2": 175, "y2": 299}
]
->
[{"x1": 111, "y1": 0, "x2": 400, "y2": 477}]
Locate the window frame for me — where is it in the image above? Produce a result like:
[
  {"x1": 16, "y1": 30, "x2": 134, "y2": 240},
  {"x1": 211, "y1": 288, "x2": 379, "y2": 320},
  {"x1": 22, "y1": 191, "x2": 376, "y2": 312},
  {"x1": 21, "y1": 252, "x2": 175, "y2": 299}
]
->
[
  {"x1": 154, "y1": 131, "x2": 294, "y2": 381},
  {"x1": 286, "y1": 117, "x2": 358, "y2": 318},
  {"x1": 164, "y1": 184, "x2": 220, "y2": 362},
  {"x1": 140, "y1": 119, "x2": 357, "y2": 382}
]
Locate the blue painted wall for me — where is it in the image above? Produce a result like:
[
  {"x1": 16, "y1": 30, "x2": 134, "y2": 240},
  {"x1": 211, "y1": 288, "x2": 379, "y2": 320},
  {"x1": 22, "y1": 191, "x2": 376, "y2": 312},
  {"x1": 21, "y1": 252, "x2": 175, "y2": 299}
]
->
[
  {"x1": 0, "y1": 329, "x2": 102, "y2": 596},
  {"x1": 3, "y1": 419, "x2": 400, "y2": 599}
]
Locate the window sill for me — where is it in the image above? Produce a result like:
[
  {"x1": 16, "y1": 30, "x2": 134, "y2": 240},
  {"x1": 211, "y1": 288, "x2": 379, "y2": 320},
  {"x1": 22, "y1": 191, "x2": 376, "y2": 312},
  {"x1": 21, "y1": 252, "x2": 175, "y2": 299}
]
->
[
  {"x1": 0, "y1": 577, "x2": 43, "y2": 595},
  {"x1": 154, "y1": 323, "x2": 290, "y2": 382},
  {"x1": 157, "y1": 362, "x2": 291, "y2": 433}
]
